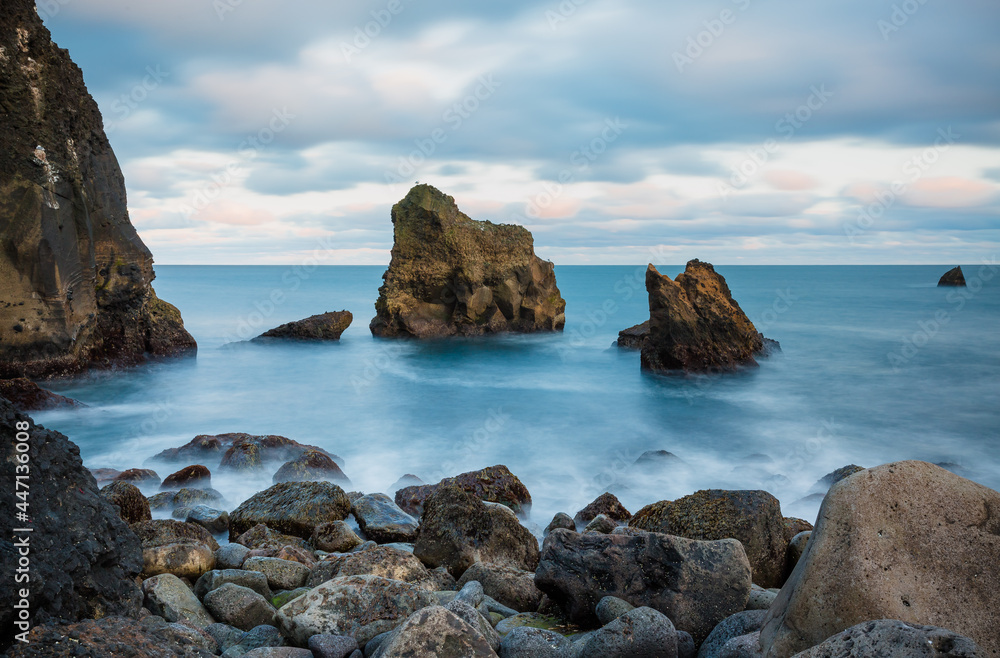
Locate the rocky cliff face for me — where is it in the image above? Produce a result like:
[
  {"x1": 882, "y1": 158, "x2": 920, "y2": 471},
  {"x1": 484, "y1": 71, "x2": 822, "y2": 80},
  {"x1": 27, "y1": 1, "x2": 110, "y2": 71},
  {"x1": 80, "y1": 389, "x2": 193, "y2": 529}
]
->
[
  {"x1": 0, "y1": 0, "x2": 194, "y2": 378},
  {"x1": 370, "y1": 185, "x2": 565, "y2": 338},
  {"x1": 641, "y1": 260, "x2": 770, "y2": 372}
]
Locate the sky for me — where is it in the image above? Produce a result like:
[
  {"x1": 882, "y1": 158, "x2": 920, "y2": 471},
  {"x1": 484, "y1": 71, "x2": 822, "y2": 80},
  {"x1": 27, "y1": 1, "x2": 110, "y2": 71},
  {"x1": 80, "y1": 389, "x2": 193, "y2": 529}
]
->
[{"x1": 39, "y1": 0, "x2": 1000, "y2": 265}]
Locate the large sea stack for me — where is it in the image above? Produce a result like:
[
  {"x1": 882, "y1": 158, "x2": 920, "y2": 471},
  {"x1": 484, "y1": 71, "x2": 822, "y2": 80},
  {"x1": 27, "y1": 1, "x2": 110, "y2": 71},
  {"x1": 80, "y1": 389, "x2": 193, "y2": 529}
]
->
[
  {"x1": 370, "y1": 185, "x2": 565, "y2": 338},
  {"x1": 0, "y1": 0, "x2": 195, "y2": 378},
  {"x1": 640, "y1": 260, "x2": 771, "y2": 372}
]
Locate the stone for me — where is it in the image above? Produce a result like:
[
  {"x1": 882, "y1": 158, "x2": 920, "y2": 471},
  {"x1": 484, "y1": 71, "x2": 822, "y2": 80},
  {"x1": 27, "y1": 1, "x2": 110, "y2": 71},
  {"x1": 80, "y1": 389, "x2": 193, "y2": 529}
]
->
[
  {"x1": 785, "y1": 532, "x2": 809, "y2": 571},
  {"x1": 720, "y1": 632, "x2": 761, "y2": 658},
  {"x1": 575, "y1": 492, "x2": 631, "y2": 525},
  {"x1": 273, "y1": 545, "x2": 318, "y2": 567},
  {"x1": 544, "y1": 512, "x2": 575, "y2": 535},
  {"x1": 244, "y1": 557, "x2": 311, "y2": 591},
  {"x1": 90, "y1": 467, "x2": 123, "y2": 484},
  {"x1": 203, "y1": 584, "x2": 277, "y2": 632},
  {"x1": 458, "y1": 562, "x2": 543, "y2": 613},
  {"x1": 272, "y1": 587, "x2": 310, "y2": 609},
  {"x1": 745, "y1": 585, "x2": 777, "y2": 611},
  {"x1": 206, "y1": 623, "x2": 247, "y2": 653},
  {"x1": 454, "y1": 579, "x2": 485, "y2": 607},
  {"x1": 395, "y1": 464, "x2": 533, "y2": 517},
  {"x1": 216, "y1": 544, "x2": 252, "y2": 570},
  {"x1": 308, "y1": 634, "x2": 360, "y2": 658},
  {"x1": 102, "y1": 480, "x2": 153, "y2": 524},
  {"x1": 142, "y1": 542, "x2": 216, "y2": 580},
  {"x1": 242, "y1": 649, "x2": 313, "y2": 658},
  {"x1": 938, "y1": 266, "x2": 967, "y2": 287},
  {"x1": 760, "y1": 461, "x2": 1000, "y2": 657},
  {"x1": 630, "y1": 489, "x2": 787, "y2": 588},
  {"x1": 235, "y1": 524, "x2": 312, "y2": 552},
  {"x1": 230, "y1": 481, "x2": 353, "y2": 540},
  {"x1": 222, "y1": 624, "x2": 286, "y2": 656},
  {"x1": 352, "y1": 493, "x2": 419, "y2": 543},
  {"x1": 0, "y1": 378, "x2": 81, "y2": 410},
  {"x1": 273, "y1": 449, "x2": 352, "y2": 486},
  {"x1": 791, "y1": 619, "x2": 979, "y2": 657},
  {"x1": 370, "y1": 184, "x2": 565, "y2": 339},
  {"x1": 0, "y1": 0, "x2": 195, "y2": 380},
  {"x1": 583, "y1": 514, "x2": 617, "y2": 534},
  {"x1": 311, "y1": 520, "x2": 365, "y2": 553},
  {"x1": 0, "y1": 401, "x2": 143, "y2": 636},
  {"x1": 498, "y1": 627, "x2": 572, "y2": 658},
  {"x1": 255, "y1": 311, "x2": 353, "y2": 341},
  {"x1": 133, "y1": 519, "x2": 221, "y2": 551},
  {"x1": 579, "y1": 607, "x2": 678, "y2": 658},
  {"x1": 445, "y1": 599, "x2": 502, "y2": 651},
  {"x1": 494, "y1": 613, "x2": 567, "y2": 637},
  {"x1": 640, "y1": 261, "x2": 772, "y2": 373},
  {"x1": 617, "y1": 320, "x2": 650, "y2": 349},
  {"x1": 595, "y1": 596, "x2": 635, "y2": 626},
  {"x1": 413, "y1": 485, "x2": 541, "y2": 578},
  {"x1": 5, "y1": 616, "x2": 215, "y2": 657},
  {"x1": 117, "y1": 468, "x2": 162, "y2": 486},
  {"x1": 677, "y1": 631, "x2": 695, "y2": 658},
  {"x1": 149, "y1": 432, "x2": 339, "y2": 470},
  {"x1": 809, "y1": 465, "x2": 864, "y2": 494},
  {"x1": 535, "y1": 528, "x2": 751, "y2": 644},
  {"x1": 372, "y1": 605, "x2": 498, "y2": 658},
  {"x1": 195, "y1": 569, "x2": 273, "y2": 600},
  {"x1": 186, "y1": 505, "x2": 230, "y2": 534},
  {"x1": 143, "y1": 573, "x2": 215, "y2": 629},
  {"x1": 388, "y1": 474, "x2": 424, "y2": 494},
  {"x1": 162, "y1": 465, "x2": 213, "y2": 490},
  {"x1": 698, "y1": 611, "x2": 767, "y2": 658},
  {"x1": 307, "y1": 545, "x2": 438, "y2": 590},
  {"x1": 276, "y1": 574, "x2": 434, "y2": 646},
  {"x1": 781, "y1": 518, "x2": 813, "y2": 543},
  {"x1": 175, "y1": 487, "x2": 227, "y2": 509}
]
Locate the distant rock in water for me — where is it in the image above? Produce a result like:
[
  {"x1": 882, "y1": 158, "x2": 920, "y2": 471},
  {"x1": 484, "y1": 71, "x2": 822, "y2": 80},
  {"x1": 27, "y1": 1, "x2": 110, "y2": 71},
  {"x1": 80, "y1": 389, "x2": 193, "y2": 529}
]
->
[
  {"x1": 370, "y1": 184, "x2": 566, "y2": 338},
  {"x1": 640, "y1": 260, "x2": 774, "y2": 373},
  {"x1": 0, "y1": 377, "x2": 81, "y2": 410},
  {"x1": 616, "y1": 320, "x2": 649, "y2": 349},
  {"x1": 253, "y1": 311, "x2": 353, "y2": 341},
  {"x1": 938, "y1": 266, "x2": 966, "y2": 287},
  {"x1": 0, "y1": 0, "x2": 195, "y2": 378}
]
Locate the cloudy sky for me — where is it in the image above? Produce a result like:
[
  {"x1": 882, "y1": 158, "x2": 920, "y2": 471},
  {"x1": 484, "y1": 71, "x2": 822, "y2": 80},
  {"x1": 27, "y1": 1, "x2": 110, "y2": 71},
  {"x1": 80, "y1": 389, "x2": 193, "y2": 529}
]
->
[{"x1": 41, "y1": 0, "x2": 1000, "y2": 264}]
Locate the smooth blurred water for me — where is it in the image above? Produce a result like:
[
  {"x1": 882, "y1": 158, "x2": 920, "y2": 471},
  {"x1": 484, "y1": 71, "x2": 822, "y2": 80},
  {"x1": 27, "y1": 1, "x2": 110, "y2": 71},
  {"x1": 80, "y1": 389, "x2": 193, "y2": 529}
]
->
[{"x1": 33, "y1": 264, "x2": 1000, "y2": 528}]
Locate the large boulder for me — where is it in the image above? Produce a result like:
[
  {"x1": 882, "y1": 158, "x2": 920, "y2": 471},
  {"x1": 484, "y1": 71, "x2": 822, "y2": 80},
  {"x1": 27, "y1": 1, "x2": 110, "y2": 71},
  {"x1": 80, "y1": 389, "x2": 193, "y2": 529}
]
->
[
  {"x1": 938, "y1": 266, "x2": 967, "y2": 287},
  {"x1": 760, "y1": 461, "x2": 1000, "y2": 657},
  {"x1": 203, "y1": 584, "x2": 276, "y2": 632},
  {"x1": 575, "y1": 492, "x2": 631, "y2": 525},
  {"x1": 0, "y1": 0, "x2": 195, "y2": 379},
  {"x1": 306, "y1": 545, "x2": 438, "y2": 590},
  {"x1": 372, "y1": 605, "x2": 498, "y2": 657},
  {"x1": 161, "y1": 465, "x2": 212, "y2": 490},
  {"x1": 697, "y1": 610, "x2": 766, "y2": 658},
  {"x1": 369, "y1": 184, "x2": 565, "y2": 338},
  {"x1": 142, "y1": 573, "x2": 215, "y2": 629},
  {"x1": 395, "y1": 464, "x2": 532, "y2": 517},
  {"x1": 534, "y1": 528, "x2": 751, "y2": 643},
  {"x1": 352, "y1": 493, "x2": 419, "y2": 543},
  {"x1": 0, "y1": 378, "x2": 80, "y2": 410},
  {"x1": 254, "y1": 311, "x2": 353, "y2": 341},
  {"x1": 273, "y1": 450, "x2": 351, "y2": 485},
  {"x1": 5, "y1": 617, "x2": 215, "y2": 657},
  {"x1": 0, "y1": 401, "x2": 142, "y2": 650},
  {"x1": 791, "y1": 619, "x2": 979, "y2": 657},
  {"x1": 630, "y1": 490, "x2": 787, "y2": 588},
  {"x1": 310, "y1": 520, "x2": 364, "y2": 553},
  {"x1": 458, "y1": 562, "x2": 543, "y2": 613},
  {"x1": 229, "y1": 481, "x2": 352, "y2": 540},
  {"x1": 233, "y1": 524, "x2": 312, "y2": 553},
  {"x1": 640, "y1": 261, "x2": 771, "y2": 373},
  {"x1": 413, "y1": 485, "x2": 540, "y2": 579},
  {"x1": 131, "y1": 519, "x2": 218, "y2": 579},
  {"x1": 148, "y1": 432, "x2": 338, "y2": 470},
  {"x1": 276, "y1": 574, "x2": 434, "y2": 646},
  {"x1": 101, "y1": 480, "x2": 153, "y2": 524},
  {"x1": 578, "y1": 606, "x2": 678, "y2": 658}
]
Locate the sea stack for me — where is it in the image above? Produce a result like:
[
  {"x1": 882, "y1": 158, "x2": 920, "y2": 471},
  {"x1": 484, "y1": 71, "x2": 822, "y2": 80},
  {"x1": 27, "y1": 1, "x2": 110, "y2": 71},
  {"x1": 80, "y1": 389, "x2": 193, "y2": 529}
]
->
[
  {"x1": 0, "y1": 0, "x2": 195, "y2": 378},
  {"x1": 640, "y1": 260, "x2": 772, "y2": 373},
  {"x1": 937, "y1": 266, "x2": 966, "y2": 287},
  {"x1": 370, "y1": 184, "x2": 565, "y2": 338}
]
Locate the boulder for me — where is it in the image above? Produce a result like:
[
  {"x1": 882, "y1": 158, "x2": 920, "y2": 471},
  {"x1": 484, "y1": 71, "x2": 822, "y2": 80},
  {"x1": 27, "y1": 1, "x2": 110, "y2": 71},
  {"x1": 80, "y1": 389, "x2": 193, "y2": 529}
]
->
[
  {"x1": 216, "y1": 544, "x2": 252, "y2": 570},
  {"x1": 306, "y1": 545, "x2": 437, "y2": 590},
  {"x1": 579, "y1": 606, "x2": 678, "y2": 658},
  {"x1": 630, "y1": 490, "x2": 787, "y2": 588},
  {"x1": 161, "y1": 465, "x2": 212, "y2": 490},
  {"x1": 616, "y1": 320, "x2": 650, "y2": 349},
  {"x1": 222, "y1": 624, "x2": 286, "y2": 655},
  {"x1": 372, "y1": 605, "x2": 498, "y2": 658},
  {"x1": 116, "y1": 468, "x2": 162, "y2": 486},
  {"x1": 584, "y1": 514, "x2": 617, "y2": 534},
  {"x1": 575, "y1": 492, "x2": 631, "y2": 525},
  {"x1": 90, "y1": 467, "x2": 123, "y2": 484},
  {"x1": 276, "y1": 574, "x2": 434, "y2": 646},
  {"x1": 808, "y1": 465, "x2": 864, "y2": 494},
  {"x1": 458, "y1": 563, "x2": 543, "y2": 613},
  {"x1": 149, "y1": 432, "x2": 339, "y2": 470},
  {"x1": 498, "y1": 627, "x2": 572, "y2": 657},
  {"x1": 254, "y1": 311, "x2": 353, "y2": 341},
  {"x1": 102, "y1": 480, "x2": 153, "y2": 524},
  {"x1": 595, "y1": 596, "x2": 635, "y2": 626},
  {"x1": 791, "y1": 619, "x2": 979, "y2": 657},
  {"x1": 388, "y1": 474, "x2": 424, "y2": 493},
  {"x1": 5, "y1": 617, "x2": 215, "y2": 657},
  {"x1": 445, "y1": 599, "x2": 502, "y2": 651},
  {"x1": 395, "y1": 464, "x2": 532, "y2": 517},
  {"x1": 141, "y1": 542, "x2": 216, "y2": 580},
  {"x1": 698, "y1": 611, "x2": 766, "y2": 658},
  {"x1": 760, "y1": 461, "x2": 1000, "y2": 657},
  {"x1": 203, "y1": 584, "x2": 277, "y2": 632},
  {"x1": 244, "y1": 557, "x2": 311, "y2": 591},
  {"x1": 938, "y1": 266, "x2": 967, "y2": 287},
  {"x1": 719, "y1": 632, "x2": 762, "y2": 658},
  {"x1": 785, "y1": 532, "x2": 809, "y2": 571},
  {"x1": 311, "y1": 520, "x2": 364, "y2": 553},
  {"x1": 273, "y1": 449, "x2": 352, "y2": 486},
  {"x1": 745, "y1": 585, "x2": 777, "y2": 611},
  {"x1": 352, "y1": 493, "x2": 419, "y2": 543},
  {"x1": 185, "y1": 505, "x2": 230, "y2": 534},
  {"x1": 143, "y1": 573, "x2": 215, "y2": 628},
  {"x1": 0, "y1": 0, "x2": 194, "y2": 380},
  {"x1": 234, "y1": 524, "x2": 312, "y2": 552},
  {"x1": 544, "y1": 513, "x2": 575, "y2": 536},
  {"x1": 195, "y1": 569, "x2": 272, "y2": 600},
  {"x1": 781, "y1": 518, "x2": 812, "y2": 543},
  {"x1": 242, "y1": 649, "x2": 312, "y2": 658},
  {"x1": 0, "y1": 401, "x2": 143, "y2": 647},
  {"x1": 308, "y1": 634, "x2": 360, "y2": 658},
  {"x1": 229, "y1": 481, "x2": 352, "y2": 540},
  {"x1": 132, "y1": 519, "x2": 221, "y2": 552},
  {"x1": 0, "y1": 378, "x2": 81, "y2": 410},
  {"x1": 535, "y1": 528, "x2": 751, "y2": 643},
  {"x1": 370, "y1": 184, "x2": 565, "y2": 338},
  {"x1": 413, "y1": 485, "x2": 540, "y2": 578},
  {"x1": 640, "y1": 261, "x2": 771, "y2": 373}
]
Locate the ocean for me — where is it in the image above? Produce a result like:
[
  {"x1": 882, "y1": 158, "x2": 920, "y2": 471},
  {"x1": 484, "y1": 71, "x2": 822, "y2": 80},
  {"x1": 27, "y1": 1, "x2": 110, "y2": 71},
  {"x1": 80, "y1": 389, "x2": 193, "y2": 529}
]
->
[{"x1": 33, "y1": 264, "x2": 1000, "y2": 530}]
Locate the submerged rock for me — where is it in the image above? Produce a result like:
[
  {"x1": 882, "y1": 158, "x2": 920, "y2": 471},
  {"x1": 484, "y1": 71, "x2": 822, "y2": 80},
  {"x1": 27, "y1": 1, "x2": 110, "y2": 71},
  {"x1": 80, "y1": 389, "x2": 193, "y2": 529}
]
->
[
  {"x1": 395, "y1": 464, "x2": 532, "y2": 517},
  {"x1": 640, "y1": 261, "x2": 772, "y2": 373},
  {"x1": 938, "y1": 266, "x2": 967, "y2": 287},
  {"x1": 370, "y1": 184, "x2": 565, "y2": 338},
  {"x1": 273, "y1": 449, "x2": 351, "y2": 486},
  {"x1": 149, "y1": 432, "x2": 340, "y2": 471},
  {"x1": 254, "y1": 310, "x2": 353, "y2": 341},
  {"x1": 0, "y1": 377, "x2": 81, "y2": 410}
]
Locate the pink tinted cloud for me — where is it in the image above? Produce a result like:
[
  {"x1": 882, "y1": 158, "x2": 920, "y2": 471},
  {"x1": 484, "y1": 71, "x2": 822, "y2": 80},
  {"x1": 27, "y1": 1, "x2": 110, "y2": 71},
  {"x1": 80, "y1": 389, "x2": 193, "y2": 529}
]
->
[
  {"x1": 764, "y1": 169, "x2": 818, "y2": 191},
  {"x1": 902, "y1": 177, "x2": 996, "y2": 208},
  {"x1": 193, "y1": 202, "x2": 276, "y2": 226}
]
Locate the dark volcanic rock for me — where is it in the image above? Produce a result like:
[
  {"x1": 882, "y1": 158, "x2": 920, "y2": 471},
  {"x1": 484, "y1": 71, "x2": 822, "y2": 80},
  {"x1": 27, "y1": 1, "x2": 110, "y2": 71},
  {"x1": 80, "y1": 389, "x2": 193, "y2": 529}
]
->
[
  {"x1": 616, "y1": 320, "x2": 649, "y2": 349},
  {"x1": 101, "y1": 480, "x2": 152, "y2": 524},
  {"x1": 273, "y1": 449, "x2": 352, "y2": 485},
  {"x1": 161, "y1": 464, "x2": 212, "y2": 490},
  {"x1": 0, "y1": 400, "x2": 142, "y2": 650},
  {"x1": 640, "y1": 261, "x2": 771, "y2": 373},
  {"x1": 370, "y1": 184, "x2": 565, "y2": 338},
  {"x1": 938, "y1": 266, "x2": 967, "y2": 287},
  {"x1": 229, "y1": 481, "x2": 352, "y2": 540},
  {"x1": 792, "y1": 619, "x2": 980, "y2": 657},
  {"x1": 0, "y1": 0, "x2": 195, "y2": 379},
  {"x1": 395, "y1": 464, "x2": 532, "y2": 517},
  {"x1": 5, "y1": 616, "x2": 215, "y2": 657},
  {"x1": 254, "y1": 310, "x2": 353, "y2": 341},
  {"x1": 0, "y1": 377, "x2": 81, "y2": 410}
]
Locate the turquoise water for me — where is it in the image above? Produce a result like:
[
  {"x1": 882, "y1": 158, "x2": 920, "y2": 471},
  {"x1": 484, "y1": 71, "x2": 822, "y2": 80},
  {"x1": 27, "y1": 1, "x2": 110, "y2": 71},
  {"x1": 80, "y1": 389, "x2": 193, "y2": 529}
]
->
[{"x1": 34, "y1": 264, "x2": 1000, "y2": 527}]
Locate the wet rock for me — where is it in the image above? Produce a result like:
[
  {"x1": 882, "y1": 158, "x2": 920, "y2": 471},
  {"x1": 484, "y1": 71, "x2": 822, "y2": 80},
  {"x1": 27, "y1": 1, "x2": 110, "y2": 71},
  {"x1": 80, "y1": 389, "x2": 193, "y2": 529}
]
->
[
  {"x1": 352, "y1": 493, "x2": 419, "y2": 543},
  {"x1": 498, "y1": 627, "x2": 572, "y2": 658},
  {"x1": 162, "y1": 465, "x2": 213, "y2": 490},
  {"x1": 150, "y1": 433, "x2": 339, "y2": 470},
  {"x1": 938, "y1": 266, "x2": 967, "y2": 287},
  {"x1": 640, "y1": 261, "x2": 771, "y2": 373},
  {"x1": 216, "y1": 544, "x2": 252, "y2": 570},
  {"x1": 273, "y1": 449, "x2": 352, "y2": 486},
  {"x1": 244, "y1": 557, "x2": 311, "y2": 591},
  {"x1": 102, "y1": 480, "x2": 153, "y2": 524},
  {"x1": 630, "y1": 489, "x2": 787, "y2": 588},
  {"x1": 142, "y1": 542, "x2": 216, "y2": 580},
  {"x1": 143, "y1": 573, "x2": 215, "y2": 628},
  {"x1": 222, "y1": 624, "x2": 286, "y2": 656},
  {"x1": 583, "y1": 514, "x2": 617, "y2": 534},
  {"x1": 372, "y1": 605, "x2": 498, "y2": 657},
  {"x1": 370, "y1": 184, "x2": 565, "y2": 339},
  {"x1": 311, "y1": 520, "x2": 365, "y2": 553},
  {"x1": 535, "y1": 528, "x2": 750, "y2": 643},
  {"x1": 5, "y1": 616, "x2": 214, "y2": 657},
  {"x1": 791, "y1": 619, "x2": 979, "y2": 657},
  {"x1": 185, "y1": 505, "x2": 230, "y2": 534},
  {"x1": 271, "y1": 587, "x2": 310, "y2": 609},
  {"x1": 616, "y1": 320, "x2": 649, "y2": 349},
  {"x1": 203, "y1": 584, "x2": 277, "y2": 632},
  {"x1": 255, "y1": 310, "x2": 353, "y2": 341},
  {"x1": 808, "y1": 465, "x2": 864, "y2": 494},
  {"x1": 196, "y1": 569, "x2": 273, "y2": 601},
  {"x1": 234, "y1": 524, "x2": 312, "y2": 553},
  {"x1": 544, "y1": 512, "x2": 575, "y2": 536},
  {"x1": 413, "y1": 485, "x2": 540, "y2": 578},
  {"x1": 229, "y1": 481, "x2": 352, "y2": 540},
  {"x1": 697, "y1": 610, "x2": 766, "y2": 658},
  {"x1": 276, "y1": 574, "x2": 434, "y2": 646},
  {"x1": 677, "y1": 631, "x2": 696, "y2": 658},
  {"x1": 454, "y1": 580, "x2": 485, "y2": 607},
  {"x1": 175, "y1": 487, "x2": 226, "y2": 509},
  {"x1": 132, "y1": 520, "x2": 221, "y2": 552},
  {"x1": 458, "y1": 563, "x2": 543, "y2": 613},
  {"x1": 90, "y1": 467, "x2": 123, "y2": 484},
  {"x1": 575, "y1": 492, "x2": 631, "y2": 525},
  {"x1": 634, "y1": 450, "x2": 687, "y2": 470},
  {"x1": 251, "y1": 545, "x2": 317, "y2": 568},
  {"x1": 595, "y1": 596, "x2": 635, "y2": 626},
  {"x1": 445, "y1": 599, "x2": 502, "y2": 651},
  {"x1": 307, "y1": 545, "x2": 438, "y2": 590},
  {"x1": 116, "y1": 468, "x2": 162, "y2": 486},
  {"x1": 494, "y1": 613, "x2": 566, "y2": 637},
  {"x1": 395, "y1": 464, "x2": 532, "y2": 517},
  {"x1": 760, "y1": 461, "x2": 1000, "y2": 657},
  {"x1": 206, "y1": 623, "x2": 246, "y2": 654},
  {"x1": 308, "y1": 634, "x2": 360, "y2": 658},
  {"x1": 579, "y1": 606, "x2": 678, "y2": 658},
  {"x1": 0, "y1": 378, "x2": 81, "y2": 410}
]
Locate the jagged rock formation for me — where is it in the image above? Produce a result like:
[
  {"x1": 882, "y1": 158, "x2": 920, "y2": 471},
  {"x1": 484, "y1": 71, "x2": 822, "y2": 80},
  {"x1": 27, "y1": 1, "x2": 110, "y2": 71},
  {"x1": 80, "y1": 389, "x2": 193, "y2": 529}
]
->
[
  {"x1": 938, "y1": 266, "x2": 966, "y2": 287},
  {"x1": 640, "y1": 261, "x2": 774, "y2": 372},
  {"x1": 370, "y1": 185, "x2": 565, "y2": 338},
  {"x1": 616, "y1": 320, "x2": 649, "y2": 349},
  {"x1": 0, "y1": 0, "x2": 194, "y2": 378},
  {"x1": 253, "y1": 311, "x2": 352, "y2": 341},
  {"x1": 0, "y1": 376, "x2": 80, "y2": 410}
]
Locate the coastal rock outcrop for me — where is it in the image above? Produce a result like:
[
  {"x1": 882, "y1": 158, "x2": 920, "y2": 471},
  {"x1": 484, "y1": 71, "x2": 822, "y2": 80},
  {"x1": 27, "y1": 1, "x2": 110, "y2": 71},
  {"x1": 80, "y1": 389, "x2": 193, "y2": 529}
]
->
[
  {"x1": 640, "y1": 261, "x2": 772, "y2": 372},
  {"x1": 0, "y1": 0, "x2": 195, "y2": 378},
  {"x1": 759, "y1": 461, "x2": 1000, "y2": 657},
  {"x1": 616, "y1": 320, "x2": 649, "y2": 349},
  {"x1": 0, "y1": 377, "x2": 80, "y2": 410},
  {"x1": 149, "y1": 433, "x2": 339, "y2": 472},
  {"x1": 938, "y1": 266, "x2": 967, "y2": 287},
  {"x1": 253, "y1": 311, "x2": 353, "y2": 341},
  {"x1": 370, "y1": 184, "x2": 565, "y2": 338}
]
